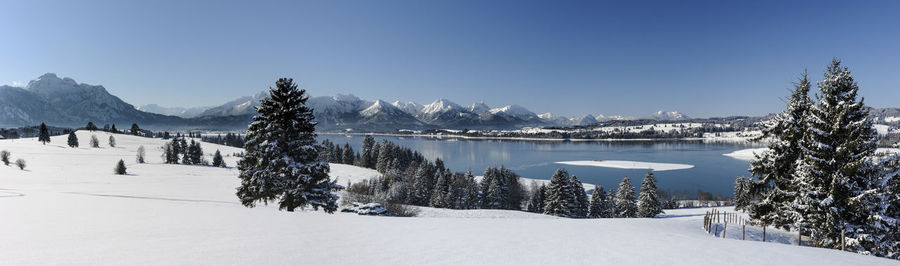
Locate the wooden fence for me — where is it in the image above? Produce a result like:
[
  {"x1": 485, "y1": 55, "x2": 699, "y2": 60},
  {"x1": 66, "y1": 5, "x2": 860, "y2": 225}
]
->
[{"x1": 702, "y1": 208, "x2": 846, "y2": 251}]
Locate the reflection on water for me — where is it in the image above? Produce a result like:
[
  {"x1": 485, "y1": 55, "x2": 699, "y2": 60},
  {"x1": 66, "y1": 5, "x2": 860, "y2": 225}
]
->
[{"x1": 319, "y1": 134, "x2": 763, "y2": 196}]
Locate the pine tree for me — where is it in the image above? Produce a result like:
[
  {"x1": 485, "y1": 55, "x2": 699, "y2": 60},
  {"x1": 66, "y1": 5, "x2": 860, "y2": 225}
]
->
[
  {"x1": 615, "y1": 177, "x2": 637, "y2": 218},
  {"x1": 544, "y1": 168, "x2": 574, "y2": 217},
  {"x1": 38, "y1": 123, "x2": 50, "y2": 145},
  {"x1": 410, "y1": 163, "x2": 432, "y2": 206},
  {"x1": 733, "y1": 176, "x2": 751, "y2": 211},
  {"x1": 463, "y1": 170, "x2": 479, "y2": 209},
  {"x1": 130, "y1": 123, "x2": 140, "y2": 136},
  {"x1": 795, "y1": 59, "x2": 878, "y2": 249},
  {"x1": 236, "y1": 78, "x2": 342, "y2": 212},
  {"x1": 136, "y1": 145, "x2": 146, "y2": 163},
  {"x1": 361, "y1": 135, "x2": 376, "y2": 168},
  {"x1": 637, "y1": 172, "x2": 663, "y2": 218},
  {"x1": 852, "y1": 154, "x2": 900, "y2": 258},
  {"x1": 110, "y1": 124, "x2": 117, "y2": 133},
  {"x1": 212, "y1": 150, "x2": 225, "y2": 167},
  {"x1": 108, "y1": 135, "x2": 116, "y2": 147},
  {"x1": 748, "y1": 71, "x2": 811, "y2": 229},
  {"x1": 528, "y1": 183, "x2": 546, "y2": 213},
  {"x1": 430, "y1": 170, "x2": 451, "y2": 208},
  {"x1": 589, "y1": 185, "x2": 612, "y2": 218},
  {"x1": 90, "y1": 135, "x2": 100, "y2": 148},
  {"x1": 67, "y1": 131, "x2": 79, "y2": 148},
  {"x1": 86, "y1": 122, "x2": 97, "y2": 131},
  {"x1": 114, "y1": 159, "x2": 127, "y2": 175},
  {"x1": 342, "y1": 143, "x2": 355, "y2": 165},
  {"x1": 163, "y1": 140, "x2": 179, "y2": 164},
  {"x1": 570, "y1": 175, "x2": 589, "y2": 218}
]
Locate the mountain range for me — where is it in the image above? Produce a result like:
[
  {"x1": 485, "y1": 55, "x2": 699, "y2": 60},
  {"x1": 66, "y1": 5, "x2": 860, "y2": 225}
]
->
[{"x1": 17, "y1": 73, "x2": 864, "y2": 132}]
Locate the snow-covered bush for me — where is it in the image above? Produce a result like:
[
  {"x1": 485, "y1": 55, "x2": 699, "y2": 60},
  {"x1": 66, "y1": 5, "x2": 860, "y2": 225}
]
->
[
  {"x1": 136, "y1": 146, "x2": 146, "y2": 164},
  {"x1": 90, "y1": 135, "x2": 99, "y2": 148},
  {"x1": 15, "y1": 158, "x2": 26, "y2": 170},
  {"x1": 0, "y1": 150, "x2": 10, "y2": 165},
  {"x1": 114, "y1": 159, "x2": 127, "y2": 175}
]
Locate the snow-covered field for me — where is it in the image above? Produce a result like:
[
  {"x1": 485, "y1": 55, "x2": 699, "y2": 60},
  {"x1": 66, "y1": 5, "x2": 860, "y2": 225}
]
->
[
  {"x1": 1, "y1": 132, "x2": 895, "y2": 265},
  {"x1": 555, "y1": 160, "x2": 694, "y2": 171}
]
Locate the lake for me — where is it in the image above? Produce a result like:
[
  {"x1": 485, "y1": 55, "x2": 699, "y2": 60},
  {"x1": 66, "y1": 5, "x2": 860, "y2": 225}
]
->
[{"x1": 319, "y1": 134, "x2": 763, "y2": 197}]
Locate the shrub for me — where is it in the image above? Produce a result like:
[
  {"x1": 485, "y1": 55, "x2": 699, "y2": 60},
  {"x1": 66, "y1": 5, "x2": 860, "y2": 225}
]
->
[
  {"x1": 0, "y1": 150, "x2": 9, "y2": 165},
  {"x1": 15, "y1": 158, "x2": 26, "y2": 170},
  {"x1": 136, "y1": 145, "x2": 146, "y2": 163},
  {"x1": 114, "y1": 159, "x2": 127, "y2": 175}
]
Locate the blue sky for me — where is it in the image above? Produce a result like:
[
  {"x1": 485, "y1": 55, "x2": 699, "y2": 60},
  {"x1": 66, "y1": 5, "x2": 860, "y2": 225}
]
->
[{"x1": 1, "y1": 0, "x2": 898, "y2": 118}]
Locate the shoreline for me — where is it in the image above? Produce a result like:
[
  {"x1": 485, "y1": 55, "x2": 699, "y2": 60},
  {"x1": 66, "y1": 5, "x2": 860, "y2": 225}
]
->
[{"x1": 319, "y1": 132, "x2": 756, "y2": 143}]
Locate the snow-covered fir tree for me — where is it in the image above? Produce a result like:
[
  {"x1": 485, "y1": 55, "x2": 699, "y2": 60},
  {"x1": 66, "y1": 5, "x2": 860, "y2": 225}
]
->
[
  {"x1": 430, "y1": 169, "x2": 451, "y2": 208},
  {"x1": 528, "y1": 183, "x2": 546, "y2": 213},
  {"x1": 615, "y1": 177, "x2": 637, "y2": 218},
  {"x1": 794, "y1": 59, "x2": 878, "y2": 249},
  {"x1": 637, "y1": 172, "x2": 663, "y2": 218},
  {"x1": 360, "y1": 135, "x2": 376, "y2": 168},
  {"x1": 733, "y1": 176, "x2": 751, "y2": 211},
  {"x1": 463, "y1": 170, "x2": 479, "y2": 209},
  {"x1": 589, "y1": 185, "x2": 613, "y2": 218},
  {"x1": 212, "y1": 150, "x2": 225, "y2": 167},
  {"x1": 342, "y1": 143, "x2": 355, "y2": 165},
  {"x1": 89, "y1": 135, "x2": 99, "y2": 148},
  {"x1": 67, "y1": 131, "x2": 78, "y2": 148},
  {"x1": 114, "y1": 159, "x2": 127, "y2": 175},
  {"x1": 136, "y1": 145, "x2": 146, "y2": 164},
  {"x1": 851, "y1": 153, "x2": 900, "y2": 259},
  {"x1": 38, "y1": 123, "x2": 50, "y2": 145},
  {"x1": 130, "y1": 123, "x2": 140, "y2": 135},
  {"x1": 410, "y1": 163, "x2": 433, "y2": 206},
  {"x1": 570, "y1": 175, "x2": 589, "y2": 218},
  {"x1": 236, "y1": 78, "x2": 342, "y2": 213},
  {"x1": 748, "y1": 71, "x2": 811, "y2": 229},
  {"x1": 544, "y1": 168, "x2": 574, "y2": 217},
  {"x1": 108, "y1": 135, "x2": 116, "y2": 148}
]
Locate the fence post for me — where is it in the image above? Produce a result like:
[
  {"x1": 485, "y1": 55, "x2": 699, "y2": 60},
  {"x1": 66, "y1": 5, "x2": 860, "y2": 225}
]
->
[
  {"x1": 742, "y1": 224, "x2": 745, "y2": 240},
  {"x1": 762, "y1": 225, "x2": 766, "y2": 242},
  {"x1": 714, "y1": 223, "x2": 718, "y2": 237},
  {"x1": 798, "y1": 226, "x2": 802, "y2": 246},
  {"x1": 723, "y1": 219, "x2": 727, "y2": 238}
]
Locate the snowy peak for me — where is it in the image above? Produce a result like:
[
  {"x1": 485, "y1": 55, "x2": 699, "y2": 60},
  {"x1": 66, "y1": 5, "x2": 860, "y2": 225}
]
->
[
  {"x1": 489, "y1": 104, "x2": 537, "y2": 118},
  {"x1": 360, "y1": 99, "x2": 405, "y2": 118},
  {"x1": 421, "y1": 99, "x2": 464, "y2": 115},
  {"x1": 468, "y1": 101, "x2": 490, "y2": 114},
  {"x1": 391, "y1": 101, "x2": 423, "y2": 115},
  {"x1": 136, "y1": 104, "x2": 211, "y2": 118},
  {"x1": 648, "y1": 110, "x2": 689, "y2": 120},
  {"x1": 570, "y1": 114, "x2": 599, "y2": 126}
]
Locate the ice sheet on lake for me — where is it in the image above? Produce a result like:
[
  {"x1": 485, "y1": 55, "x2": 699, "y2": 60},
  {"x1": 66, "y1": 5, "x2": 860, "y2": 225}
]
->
[{"x1": 555, "y1": 160, "x2": 694, "y2": 171}]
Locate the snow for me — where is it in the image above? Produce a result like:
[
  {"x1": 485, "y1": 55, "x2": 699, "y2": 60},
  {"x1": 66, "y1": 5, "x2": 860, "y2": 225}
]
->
[
  {"x1": 420, "y1": 99, "x2": 463, "y2": 115},
  {"x1": 725, "y1": 147, "x2": 900, "y2": 161},
  {"x1": 555, "y1": 160, "x2": 694, "y2": 171},
  {"x1": 0, "y1": 132, "x2": 895, "y2": 265},
  {"x1": 873, "y1": 124, "x2": 892, "y2": 135},
  {"x1": 723, "y1": 148, "x2": 768, "y2": 161},
  {"x1": 488, "y1": 104, "x2": 536, "y2": 118},
  {"x1": 886, "y1": 116, "x2": 900, "y2": 123}
]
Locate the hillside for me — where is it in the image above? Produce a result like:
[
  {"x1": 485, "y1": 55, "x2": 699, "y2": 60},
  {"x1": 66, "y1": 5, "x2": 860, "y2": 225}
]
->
[{"x1": 0, "y1": 132, "x2": 894, "y2": 265}]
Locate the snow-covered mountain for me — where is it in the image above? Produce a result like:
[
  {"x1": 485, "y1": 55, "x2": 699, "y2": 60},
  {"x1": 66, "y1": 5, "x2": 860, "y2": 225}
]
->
[
  {"x1": 137, "y1": 104, "x2": 210, "y2": 118},
  {"x1": 195, "y1": 91, "x2": 267, "y2": 117},
  {"x1": 570, "y1": 114, "x2": 599, "y2": 126},
  {"x1": 391, "y1": 101, "x2": 424, "y2": 115},
  {"x1": 468, "y1": 101, "x2": 491, "y2": 114},
  {"x1": 0, "y1": 73, "x2": 188, "y2": 128},
  {"x1": 416, "y1": 99, "x2": 480, "y2": 127},
  {"x1": 358, "y1": 100, "x2": 423, "y2": 130},
  {"x1": 647, "y1": 110, "x2": 689, "y2": 120}
]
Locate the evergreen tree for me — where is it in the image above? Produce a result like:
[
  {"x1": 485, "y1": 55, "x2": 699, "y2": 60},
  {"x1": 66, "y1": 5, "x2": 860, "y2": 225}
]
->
[
  {"x1": 38, "y1": 123, "x2": 50, "y2": 145},
  {"x1": 589, "y1": 185, "x2": 612, "y2": 218},
  {"x1": 795, "y1": 59, "x2": 878, "y2": 248},
  {"x1": 528, "y1": 183, "x2": 546, "y2": 213},
  {"x1": 463, "y1": 170, "x2": 480, "y2": 209},
  {"x1": 130, "y1": 123, "x2": 140, "y2": 135},
  {"x1": 748, "y1": 71, "x2": 811, "y2": 228},
  {"x1": 136, "y1": 145, "x2": 146, "y2": 163},
  {"x1": 90, "y1": 135, "x2": 100, "y2": 148},
  {"x1": 212, "y1": 150, "x2": 225, "y2": 167},
  {"x1": 86, "y1": 122, "x2": 97, "y2": 131},
  {"x1": 163, "y1": 141, "x2": 179, "y2": 164},
  {"x1": 430, "y1": 170, "x2": 451, "y2": 208},
  {"x1": 15, "y1": 158, "x2": 26, "y2": 170},
  {"x1": 570, "y1": 175, "x2": 589, "y2": 218},
  {"x1": 637, "y1": 172, "x2": 663, "y2": 218},
  {"x1": 114, "y1": 159, "x2": 127, "y2": 175},
  {"x1": 410, "y1": 163, "x2": 432, "y2": 205},
  {"x1": 615, "y1": 177, "x2": 637, "y2": 218},
  {"x1": 108, "y1": 135, "x2": 116, "y2": 147},
  {"x1": 236, "y1": 78, "x2": 342, "y2": 212},
  {"x1": 67, "y1": 131, "x2": 79, "y2": 148},
  {"x1": 544, "y1": 168, "x2": 574, "y2": 217},
  {"x1": 733, "y1": 176, "x2": 751, "y2": 211},
  {"x1": 342, "y1": 143, "x2": 355, "y2": 165},
  {"x1": 361, "y1": 135, "x2": 376, "y2": 168}
]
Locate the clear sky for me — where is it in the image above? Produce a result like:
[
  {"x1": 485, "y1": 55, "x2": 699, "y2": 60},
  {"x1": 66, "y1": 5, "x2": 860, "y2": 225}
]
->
[{"x1": 1, "y1": 0, "x2": 898, "y2": 118}]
